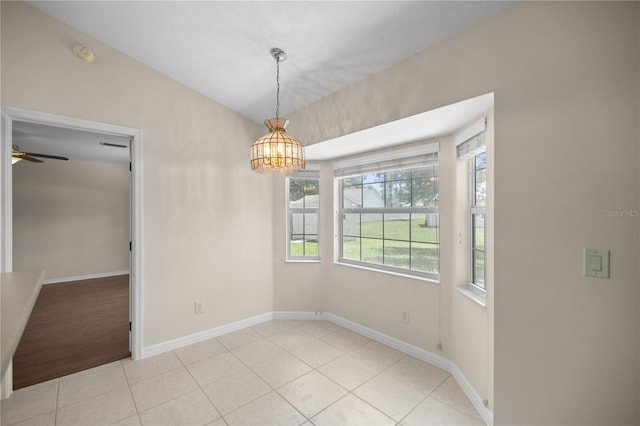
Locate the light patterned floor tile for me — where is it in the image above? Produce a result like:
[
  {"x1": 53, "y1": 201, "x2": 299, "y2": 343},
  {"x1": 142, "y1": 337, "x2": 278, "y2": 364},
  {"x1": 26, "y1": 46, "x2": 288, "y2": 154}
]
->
[
  {"x1": 3, "y1": 320, "x2": 484, "y2": 426},
  {"x1": 281, "y1": 319, "x2": 307, "y2": 327},
  {"x1": 58, "y1": 361, "x2": 128, "y2": 407},
  {"x1": 174, "y1": 338, "x2": 227, "y2": 365},
  {"x1": 205, "y1": 417, "x2": 228, "y2": 425},
  {"x1": 278, "y1": 371, "x2": 348, "y2": 418},
  {"x1": 297, "y1": 321, "x2": 343, "y2": 338},
  {"x1": 203, "y1": 369, "x2": 271, "y2": 415},
  {"x1": 111, "y1": 415, "x2": 142, "y2": 425},
  {"x1": 250, "y1": 353, "x2": 312, "y2": 388},
  {"x1": 354, "y1": 370, "x2": 427, "y2": 421},
  {"x1": 10, "y1": 411, "x2": 55, "y2": 426},
  {"x1": 311, "y1": 394, "x2": 395, "y2": 426},
  {"x1": 139, "y1": 389, "x2": 219, "y2": 426},
  {"x1": 1, "y1": 379, "x2": 58, "y2": 425},
  {"x1": 223, "y1": 391, "x2": 306, "y2": 426},
  {"x1": 290, "y1": 339, "x2": 344, "y2": 368},
  {"x1": 350, "y1": 341, "x2": 405, "y2": 371},
  {"x1": 252, "y1": 320, "x2": 294, "y2": 337},
  {"x1": 186, "y1": 351, "x2": 248, "y2": 387},
  {"x1": 56, "y1": 388, "x2": 136, "y2": 426},
  {"x1": 317, "y1": 353, "x2": 379, "y2": 390},
  {"x1": 217, "y1": 328, "x2": 263, "y2": 350},
  {"x1": 269, "y1": 328, "x2": 315, "y2": 352},
  {"x1": 321, "y1": 329, "x2": 370, "y2": 352},
  {"x1": 231, "y1": 338, "x2": 288, "y2": 367},
  {"x1": 431, "y1": 376, "x2": 483, "y2": 421},
  {"x1": 400, "y1": 397, "x2": 484, "y2": 426},
  {"x1": 383, "y1": 356, "x2": 449, "y2": 394},
  {"x1": 129, "y1": 367, "x2": 198, "y2": 411},
  {"x1": 122, "y1": 351, "x2": 183, "y2": 384}
]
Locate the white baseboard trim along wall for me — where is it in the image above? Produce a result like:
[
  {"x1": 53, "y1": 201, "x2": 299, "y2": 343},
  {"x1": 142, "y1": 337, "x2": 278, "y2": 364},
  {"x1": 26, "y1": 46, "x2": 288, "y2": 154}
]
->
[
  {"x1": 143, "y1": 312, "x2": 275, "y2": 358},
  {"x1": 142, "y1": 311, "x2": 493, "y2": 425}
]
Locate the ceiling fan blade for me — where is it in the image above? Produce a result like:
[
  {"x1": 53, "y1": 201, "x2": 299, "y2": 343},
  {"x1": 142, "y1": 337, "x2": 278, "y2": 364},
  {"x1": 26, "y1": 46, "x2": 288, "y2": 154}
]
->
[
  {"x1": 24, "y1": 152, "x2": 69, "y2": 161},
  {"x1": 14, "y1": 154, "x2": 44, "y2": 163}
]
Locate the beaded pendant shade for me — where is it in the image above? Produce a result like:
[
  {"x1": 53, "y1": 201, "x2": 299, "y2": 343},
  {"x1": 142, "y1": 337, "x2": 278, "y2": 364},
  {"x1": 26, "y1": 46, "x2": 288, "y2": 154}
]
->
[{"x1": 250, "y1": 48, "x2": 305, "y2": 174}]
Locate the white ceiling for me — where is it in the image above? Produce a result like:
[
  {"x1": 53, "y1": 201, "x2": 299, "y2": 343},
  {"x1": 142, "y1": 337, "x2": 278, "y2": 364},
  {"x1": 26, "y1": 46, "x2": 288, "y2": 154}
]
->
[
  {"x1": 28, "y1": 1, "x2": 514, "y2": 125},
  {"x1": 16, "y1": 1, "x2": 510, "y2": 164},
  {"x1": 13, "y1": 121, "x2": 131, "y2": 164},
  {"x1": 306, "y1": 92, "x2": 493, "y2": 161}
]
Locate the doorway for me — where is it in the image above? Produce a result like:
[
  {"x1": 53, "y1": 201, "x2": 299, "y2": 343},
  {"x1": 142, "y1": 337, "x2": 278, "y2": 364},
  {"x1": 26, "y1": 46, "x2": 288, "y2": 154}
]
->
[{"x1": 0, "y1": 107, "x2": 143, "y2": 393}]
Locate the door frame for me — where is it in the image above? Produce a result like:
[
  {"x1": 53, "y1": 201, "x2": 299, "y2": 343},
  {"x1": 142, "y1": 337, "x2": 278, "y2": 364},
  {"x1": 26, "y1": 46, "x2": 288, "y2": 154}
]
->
[{"x1": 0, "y1": 107, "x2": 144, "y2": 366}]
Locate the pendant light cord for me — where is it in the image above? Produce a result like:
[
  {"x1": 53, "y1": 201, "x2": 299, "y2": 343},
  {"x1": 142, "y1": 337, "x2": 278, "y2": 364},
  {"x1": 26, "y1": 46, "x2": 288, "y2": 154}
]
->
[{"x1": 275, "y1": 56, "x2": 280, "y2": 121}]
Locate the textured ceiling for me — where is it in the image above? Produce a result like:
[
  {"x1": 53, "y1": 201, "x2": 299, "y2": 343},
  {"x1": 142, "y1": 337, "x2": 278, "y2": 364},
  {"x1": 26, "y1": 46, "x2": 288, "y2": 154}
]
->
[
  {"x1": 28, "y1": 1, "x2": 515, "y2": 124},
  {"x1": 306, "y1": 93, "x2": 494, "y2": 161},
  {"x1": 13, "y1": 121, "x2": 131, "y2": 164}
]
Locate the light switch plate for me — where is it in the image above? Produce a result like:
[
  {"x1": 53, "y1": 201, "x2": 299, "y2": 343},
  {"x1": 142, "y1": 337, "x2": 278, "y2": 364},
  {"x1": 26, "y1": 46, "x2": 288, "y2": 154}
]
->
[{"x1": 584, "y1": 248, "x2": 610, "y2": 278}]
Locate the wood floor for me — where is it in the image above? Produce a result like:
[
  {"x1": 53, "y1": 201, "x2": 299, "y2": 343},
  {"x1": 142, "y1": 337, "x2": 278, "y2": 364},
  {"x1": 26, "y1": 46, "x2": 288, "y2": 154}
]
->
[{"x1": 12, "y1": 274, "x2": 130, "y2": 389}]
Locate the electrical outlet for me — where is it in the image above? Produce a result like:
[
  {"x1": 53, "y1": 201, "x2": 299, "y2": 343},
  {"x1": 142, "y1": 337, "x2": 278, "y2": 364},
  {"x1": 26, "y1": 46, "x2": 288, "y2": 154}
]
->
[
  {"x1": 402, "y1": 310, "x2": 410, "y2": 323},
  {"x1": 194, "y1": 300, "x2": 204, "y2": 315}
]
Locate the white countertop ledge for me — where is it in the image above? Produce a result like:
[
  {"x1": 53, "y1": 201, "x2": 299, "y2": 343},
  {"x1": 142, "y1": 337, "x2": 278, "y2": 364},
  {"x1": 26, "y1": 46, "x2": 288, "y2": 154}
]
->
[{"x1": 1, "y1": 271, "x2": 45, "y2": 377}]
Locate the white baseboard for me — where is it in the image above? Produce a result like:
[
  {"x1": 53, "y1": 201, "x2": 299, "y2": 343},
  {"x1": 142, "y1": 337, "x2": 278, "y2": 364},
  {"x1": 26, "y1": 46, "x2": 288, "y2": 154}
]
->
[
  {"x1": 141, "y1": 310, "x2": 493, "y2": 424},
  {"x1": 272, "y1": 311, "x2": 326, "y2": 320},
  {"x1": 324, "y1": 312, "x2": 451, "y2": 371},
  {"x1": 450, "y1": 363, "x2": 493, "y2": 425},
  {"x1": 142, "y1": 312, "x2": 274, "y2": 358},
  {"x1": 1, "y1": 361, "x2": 13, "y2": 400},
  {"x1": 44, "y1": 271, "x2": 129, "y2": 285}
]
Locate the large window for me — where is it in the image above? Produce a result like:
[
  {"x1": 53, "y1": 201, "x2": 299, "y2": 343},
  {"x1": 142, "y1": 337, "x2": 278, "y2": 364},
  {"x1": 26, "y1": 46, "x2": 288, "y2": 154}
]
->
[
  {"x1": 337, "y1": 152, "x2": 439, "y2": 280},
  {"x1": 470, "y1": 151, "x2": 486, "y2": 288},
  {"x1": 286, "y1": 170, "x2": 320, "y2": 261}
]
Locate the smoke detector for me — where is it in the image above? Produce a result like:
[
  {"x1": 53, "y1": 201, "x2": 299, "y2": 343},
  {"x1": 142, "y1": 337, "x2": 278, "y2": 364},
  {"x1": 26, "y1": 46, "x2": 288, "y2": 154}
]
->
[{"x1": 73, "y1": 45, "x2": 95, "y2": 63}]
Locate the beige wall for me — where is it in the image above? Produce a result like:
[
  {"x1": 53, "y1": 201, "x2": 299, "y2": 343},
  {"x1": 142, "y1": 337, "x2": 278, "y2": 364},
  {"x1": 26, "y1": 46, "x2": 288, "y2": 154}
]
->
[
  {"x1": 1, "y1": 1, "x2": 271, "y2": 346},
  {"x1": 281, "y1": 2, "x2": 639, "y2": 424},
  {"x1": 272, "y1": 169, "x2": 324, "y2": 313},
  {"x1": 13, "y1": 160, "x2": 129, "y2": 280},
  {"x1": 450, "y1": 110, "x2": 495, "y2": 409}
]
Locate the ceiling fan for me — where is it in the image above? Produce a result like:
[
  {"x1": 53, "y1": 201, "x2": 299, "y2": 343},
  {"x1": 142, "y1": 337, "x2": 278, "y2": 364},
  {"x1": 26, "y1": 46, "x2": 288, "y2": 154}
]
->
[{"x1": 12, "y1": 145, "x2": 69, "y2": 164}]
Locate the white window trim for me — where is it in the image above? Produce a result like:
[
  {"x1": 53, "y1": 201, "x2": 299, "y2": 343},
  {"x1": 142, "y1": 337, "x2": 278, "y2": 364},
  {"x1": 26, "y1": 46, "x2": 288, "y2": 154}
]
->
[
  {"x1": 336, "y1": 259, "x2": 440, "y2": 284},
  {"x1": 454, "y1": 118, "x2": 488, "y2": 305},
  {"x1": 334, "y1": 144, "x2": 440, "y2": 281},
  {"x1": 457, "y1": 284, "x2": 487, "y2": 307},
  {"x1": 468, "y1": 154, "x2": 486, "y2": 292},
  {"x1": 286, "y1": 168, "x2": 320, "y2": 262}
]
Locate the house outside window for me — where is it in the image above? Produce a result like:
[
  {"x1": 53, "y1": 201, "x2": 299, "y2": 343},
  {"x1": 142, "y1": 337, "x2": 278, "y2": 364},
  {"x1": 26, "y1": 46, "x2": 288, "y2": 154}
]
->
[
  {"x1": 335, "y1": 148, "x2": 439, "y2": 281},
  {"x1": 286, "y1": 170, "x2": 320, "y2": 261}
]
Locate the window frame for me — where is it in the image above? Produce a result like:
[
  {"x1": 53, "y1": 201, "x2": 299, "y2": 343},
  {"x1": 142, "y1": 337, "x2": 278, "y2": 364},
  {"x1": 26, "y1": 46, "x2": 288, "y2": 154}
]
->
[
  {"x1": 469, "y1": 151, "x2": 486, "y2": 291},
  {"x1": 286, "y1": 172, "x2": 320, "y2": 262},
  {"x1": 337, "y1": 163, "x2": 440, "y2": 282}
]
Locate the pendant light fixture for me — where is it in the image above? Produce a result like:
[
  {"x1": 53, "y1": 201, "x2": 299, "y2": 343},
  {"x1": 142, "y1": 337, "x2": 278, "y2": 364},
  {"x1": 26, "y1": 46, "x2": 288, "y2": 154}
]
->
[{"x1": 250, "y1": 48, "x2": 305, "y2": 174}]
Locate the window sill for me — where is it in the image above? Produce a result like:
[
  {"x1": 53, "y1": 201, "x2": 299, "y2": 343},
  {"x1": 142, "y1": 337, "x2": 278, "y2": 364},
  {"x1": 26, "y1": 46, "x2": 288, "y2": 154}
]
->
[
  {"x1": 457, "y1": 284, "x2": 487, "y2": 307},
  {"x1": 286, "y1": 258, "x2": 321, "y2": 263},
  {"x1": 335, "y1": 260, "x2": 439, "y2": 284}
]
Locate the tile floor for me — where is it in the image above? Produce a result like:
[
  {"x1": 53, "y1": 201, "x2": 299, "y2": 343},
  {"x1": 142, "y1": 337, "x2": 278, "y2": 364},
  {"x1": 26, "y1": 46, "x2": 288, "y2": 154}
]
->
[{"x1": 1, "y1": 320, "x2": 484, "y2": 426}]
